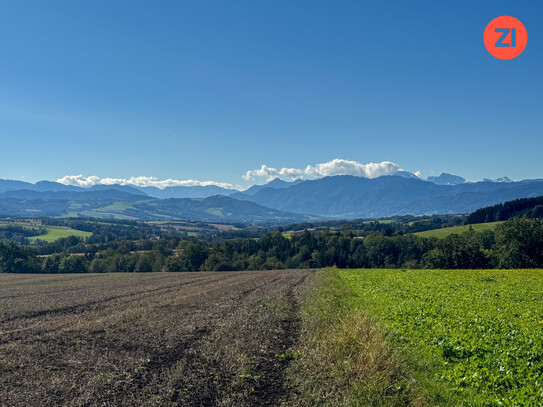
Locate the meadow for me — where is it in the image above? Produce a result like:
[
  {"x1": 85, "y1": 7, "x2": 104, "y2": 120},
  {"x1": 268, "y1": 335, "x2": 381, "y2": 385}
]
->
[
  {"x1": 339, "y1": 268, "x2": 543, "y2": 406},
  {"x1": 414, "y1": 222, "x2": 502, "y2": 238},
  {"x1": 27, "y1": 225, "x2": 92, "y2": 242},
  {"x1": 0, "y1": 220, "x2": 91, "y2": 242}
]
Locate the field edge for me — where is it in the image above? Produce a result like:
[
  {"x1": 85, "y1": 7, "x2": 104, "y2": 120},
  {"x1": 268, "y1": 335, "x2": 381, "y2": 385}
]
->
[{"x1": 286, "y1": 268, "x2": 463, "y2": 406}]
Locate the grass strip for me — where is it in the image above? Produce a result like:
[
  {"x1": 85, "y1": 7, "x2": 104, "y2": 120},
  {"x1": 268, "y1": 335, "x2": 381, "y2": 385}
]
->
[{"x1": 288, "y1": 268, "x2": 464, "y2": 406}]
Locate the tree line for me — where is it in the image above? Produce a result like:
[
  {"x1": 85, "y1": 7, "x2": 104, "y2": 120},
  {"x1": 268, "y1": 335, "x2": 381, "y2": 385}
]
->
[
  {"x1": 0, "y1": 226, "x2": 46, "y2": 245},
  {"x1": 467, "y1": 196, "x2": 543, "y2": 224},
  {"x1": 1, "y1": 217, "x2": 543, "y2": 273}
]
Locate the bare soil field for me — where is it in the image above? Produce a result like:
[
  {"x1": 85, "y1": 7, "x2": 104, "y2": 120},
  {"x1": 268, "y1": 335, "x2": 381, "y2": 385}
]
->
[{"x1": 0, "y1": 270, "x2": 312, "y2": 406}]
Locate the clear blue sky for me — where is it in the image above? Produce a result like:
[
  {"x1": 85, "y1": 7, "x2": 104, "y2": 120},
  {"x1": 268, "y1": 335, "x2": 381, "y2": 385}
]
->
[{"x1": 0, "y1": 0, "x2": 542, "y2": 187}]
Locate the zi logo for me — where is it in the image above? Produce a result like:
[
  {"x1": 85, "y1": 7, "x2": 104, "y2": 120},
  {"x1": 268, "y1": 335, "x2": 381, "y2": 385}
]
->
[
  {"x1": 484, "y1": 16, "x2": 527, "y2": 60},
  {"x1": 495, "y1": 28, "x2": 516, "y2": 47}
]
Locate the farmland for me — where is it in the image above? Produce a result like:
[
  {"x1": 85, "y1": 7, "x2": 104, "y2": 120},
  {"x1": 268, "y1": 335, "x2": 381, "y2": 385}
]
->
[
  {"x1": 0, "y1": 220, "x2": 91, "y2": 242},
  {"x1": 1, "y1": 268, "x2": 543, "y2": 406},
  {"x1": 0, "y1": 270, "x2": 311, "y2": 406},
  {"x1": 27, "y1": 226, "x2": 92, "y2": 242},
  {"x1": 340, "y1": 268, "x2": 543, "y2": 406},
  {"x1": 414, "y1": 222, "x2": 502, "y2": 238}
]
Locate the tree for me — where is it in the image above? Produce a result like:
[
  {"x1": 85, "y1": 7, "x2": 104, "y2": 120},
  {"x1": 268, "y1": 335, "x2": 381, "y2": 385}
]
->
[
  {"x1": 423, "y1": 232, "x2": 489, "y2": 269},
  {"x1": 494, "y1": 217, "x2": 543, "y2": 268},
  {"x1": 59, "y1": 255, "x2": 88, "y2": 273},
  {"x1": 177, "y1": 241, "x2": 209, "y2": 271},
  {"x1": 135, "y1": 255, "x2": 153, "y2": 273},
  {"x1": 163, "y1": 256, "x2": 187, "y2": 272},
  {"x1": 42, "y1": 254, "x2": 63, "y2": 274},
  {"x1": 0, "y1": 241, "x2": 40, "y2": 273}
]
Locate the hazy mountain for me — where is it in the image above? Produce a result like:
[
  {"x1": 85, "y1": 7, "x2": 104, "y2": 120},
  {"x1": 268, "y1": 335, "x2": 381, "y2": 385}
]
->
[
  {"x1": 483, "y1": 176, "x2": 513, "y2": 183},
  {"x1": 0, "y1": 179, "x2": 33, "y2": 193},
  {"x1": 33, "y1": 181, "x2": 84, "y2": 192},
  {"x1": 0, "y1": 189, "x2": 150, "y2": 201},
  {"x1": 244, "y1": 178, "x2": 304, "y2": 195},
  {"x1": 126, "y1": 195, "x2": 309, "y2": 222},
  {"x1": 90, "y1": 184, "x2": 148, "y2": 196},
  {"x1": 231, "y1": 178, "x2": 304, "y2": 199},
  {"x1": 138, "y1": 185, "x2": 235, "y2": 199},
  {"x1": 0, "y1": 179, "x2": 234, "y2": 198},
  {"x1": 0, "y1": 194, "x2": 309, "y2": 222},
  {"x1": 0, "y1": 180, "x2": 84, "y2": 193},
  {"x1": 237, "y1": 175, "x2": 543, "y2": 218},
  {"x1": 3, "y1": 175, "x2": 543, "y2": 221},
  {"x1": 427, "y1": 173, "x2": 466, "y2": 185},
  {"x1": 396, "y1": 171, "x2": 422, "y2": 180},
  {"x1": 0, "y1": 180, "x2": 144, "y2": 194}
]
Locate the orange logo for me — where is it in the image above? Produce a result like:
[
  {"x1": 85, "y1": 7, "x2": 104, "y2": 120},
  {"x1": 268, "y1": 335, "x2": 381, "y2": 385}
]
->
[{"x1": 484, "y1": 16, "x2": 527, "y2": 60}]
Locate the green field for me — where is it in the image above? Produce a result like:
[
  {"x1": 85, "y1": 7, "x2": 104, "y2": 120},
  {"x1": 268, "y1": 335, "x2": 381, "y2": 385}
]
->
[
  {"x1": 0, "y1": 221, "x2": 92, "y2": 242},
  {"x1": 339, "y1": 268, "x2": 543, "y2": 406},
  {"x1": 414, "y1": 221, "x2": 503, "y2": 238},
  {"x1": 365, "y1": 219, "x2": 395, "y2": 224},
  {"x1": 28, "y1": 226, "x2": 92, "y2": 242}
]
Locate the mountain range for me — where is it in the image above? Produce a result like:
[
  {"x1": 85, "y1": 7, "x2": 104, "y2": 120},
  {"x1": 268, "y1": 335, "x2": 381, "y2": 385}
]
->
[
  {"x1": 0, "y1": 179, "x2": 234, "y2": 198},
  {"x1": 234, "y1": 175, "x2": 543, "y2": 218},
  {"x1": 1, "y1": 174, "x2": 543, "y2": 221}
]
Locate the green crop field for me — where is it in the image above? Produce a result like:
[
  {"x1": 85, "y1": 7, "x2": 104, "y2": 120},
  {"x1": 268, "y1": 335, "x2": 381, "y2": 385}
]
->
[
  {"x1": 364, "y1": 219, "x2": 395, "y2": 224},
  {"x1": 28, "y1": 226, "x2": 92, "y2": 242},
  {"x1": 0, "y1": 221, "x2": 92, "y2": 242},
  {"x1": 414, "y1": 221, "x2": 503, "y2": 238},
  {"x1": 339, "y1": 268, "x2": 543, "y2": 406}
]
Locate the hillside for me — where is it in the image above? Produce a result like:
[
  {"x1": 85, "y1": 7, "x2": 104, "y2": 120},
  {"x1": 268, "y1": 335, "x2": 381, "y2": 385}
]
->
[
  {"x1": 466, "y1": 196, "x2": 543, "y2": 223},
  {"x1": 414, "y1": 221, "x2": 503, "y2": 238},
  {"x1": 231, "y1": 178, "x2": 304, "y2": 198},
  {"x1": 238, "y1": 175, "x2": 543, "y2": 218},
  {"x1": 0, "y1": 191, "x2": 310, "y2": 223}
]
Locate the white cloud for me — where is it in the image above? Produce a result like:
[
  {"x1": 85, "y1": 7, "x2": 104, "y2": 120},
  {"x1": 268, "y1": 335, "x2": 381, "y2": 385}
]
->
[
  {"x1": 57, "y1": 175, "x2": 101, "y2": 187},
  {"x1": 278, "y1": 167, "x2": 304, "y2": 180},
  {"x1": 57, "y1": 175, "x2": 237, "y2": 190},
  {"x1": 243, "y1": 159, "x2": 412, "y2": 182},
  {"x1": 242, "y1": 165, "x2": 304, "y2": 182},
  {"x1": 58, "y1": 159, "x2": 419, "y2": 190},
  {"x1": 243, "y1": 165, "x2": 279, "y2": 182},
  {"x1": 304, "y1": 159, "x2": 400, "y2": 178}
]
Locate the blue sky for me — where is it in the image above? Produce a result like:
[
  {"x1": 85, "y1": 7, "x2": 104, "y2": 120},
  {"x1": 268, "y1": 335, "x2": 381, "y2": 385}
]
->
[{"x1": 0, "y1": 0, "x2": 542, "y2": 188}]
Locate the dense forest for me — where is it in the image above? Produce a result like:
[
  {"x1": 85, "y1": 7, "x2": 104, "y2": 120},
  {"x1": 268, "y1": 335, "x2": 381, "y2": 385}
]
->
[
  {"x1": 1, "y1": 216, "x2": 543, "y2": 273},
  {"x1": 466, "y1": 196, "x2": 543, "y2": 223}
]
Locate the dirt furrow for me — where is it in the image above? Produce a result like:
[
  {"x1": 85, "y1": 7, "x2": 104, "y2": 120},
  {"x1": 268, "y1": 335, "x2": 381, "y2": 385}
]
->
[{"x1": 0, "y1": 270, "x2": 313, "y2": 407}]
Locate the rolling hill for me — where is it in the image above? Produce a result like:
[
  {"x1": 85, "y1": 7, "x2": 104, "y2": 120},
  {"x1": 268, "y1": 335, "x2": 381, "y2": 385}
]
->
[
  {"x1": 0, "y1": 191, "x2": 310, "y2": 223},
  {"x1": 414, "y1": 222, "x2": 503, "y2": 238}
]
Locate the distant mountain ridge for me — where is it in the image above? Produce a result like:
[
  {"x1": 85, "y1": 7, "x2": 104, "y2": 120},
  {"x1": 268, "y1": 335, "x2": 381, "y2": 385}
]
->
[
  {"x1": 138, "y1": 184, "x2": 234, "y2": 199},
  {"x1": 0, "y1": 179, "x2": 234, "y2": 199},
  {"x1": 3, "y1": 175, "x2": 543, "y2": 221},
  {"x1": 231, "y1": 178, "x2": 303, "y2": 199},
  {"x1": 427, "y1": 173, "x2": 466, "y2": 185},
  {"x1": 234, "y1": 175, "x2": 543, "y2": 218},
  {"x1": 0, "y1": 192, "x2": 310, "y2": 222},
  {"x1": 0, "y1": 189, "x2": 148, "y2": 201}
]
